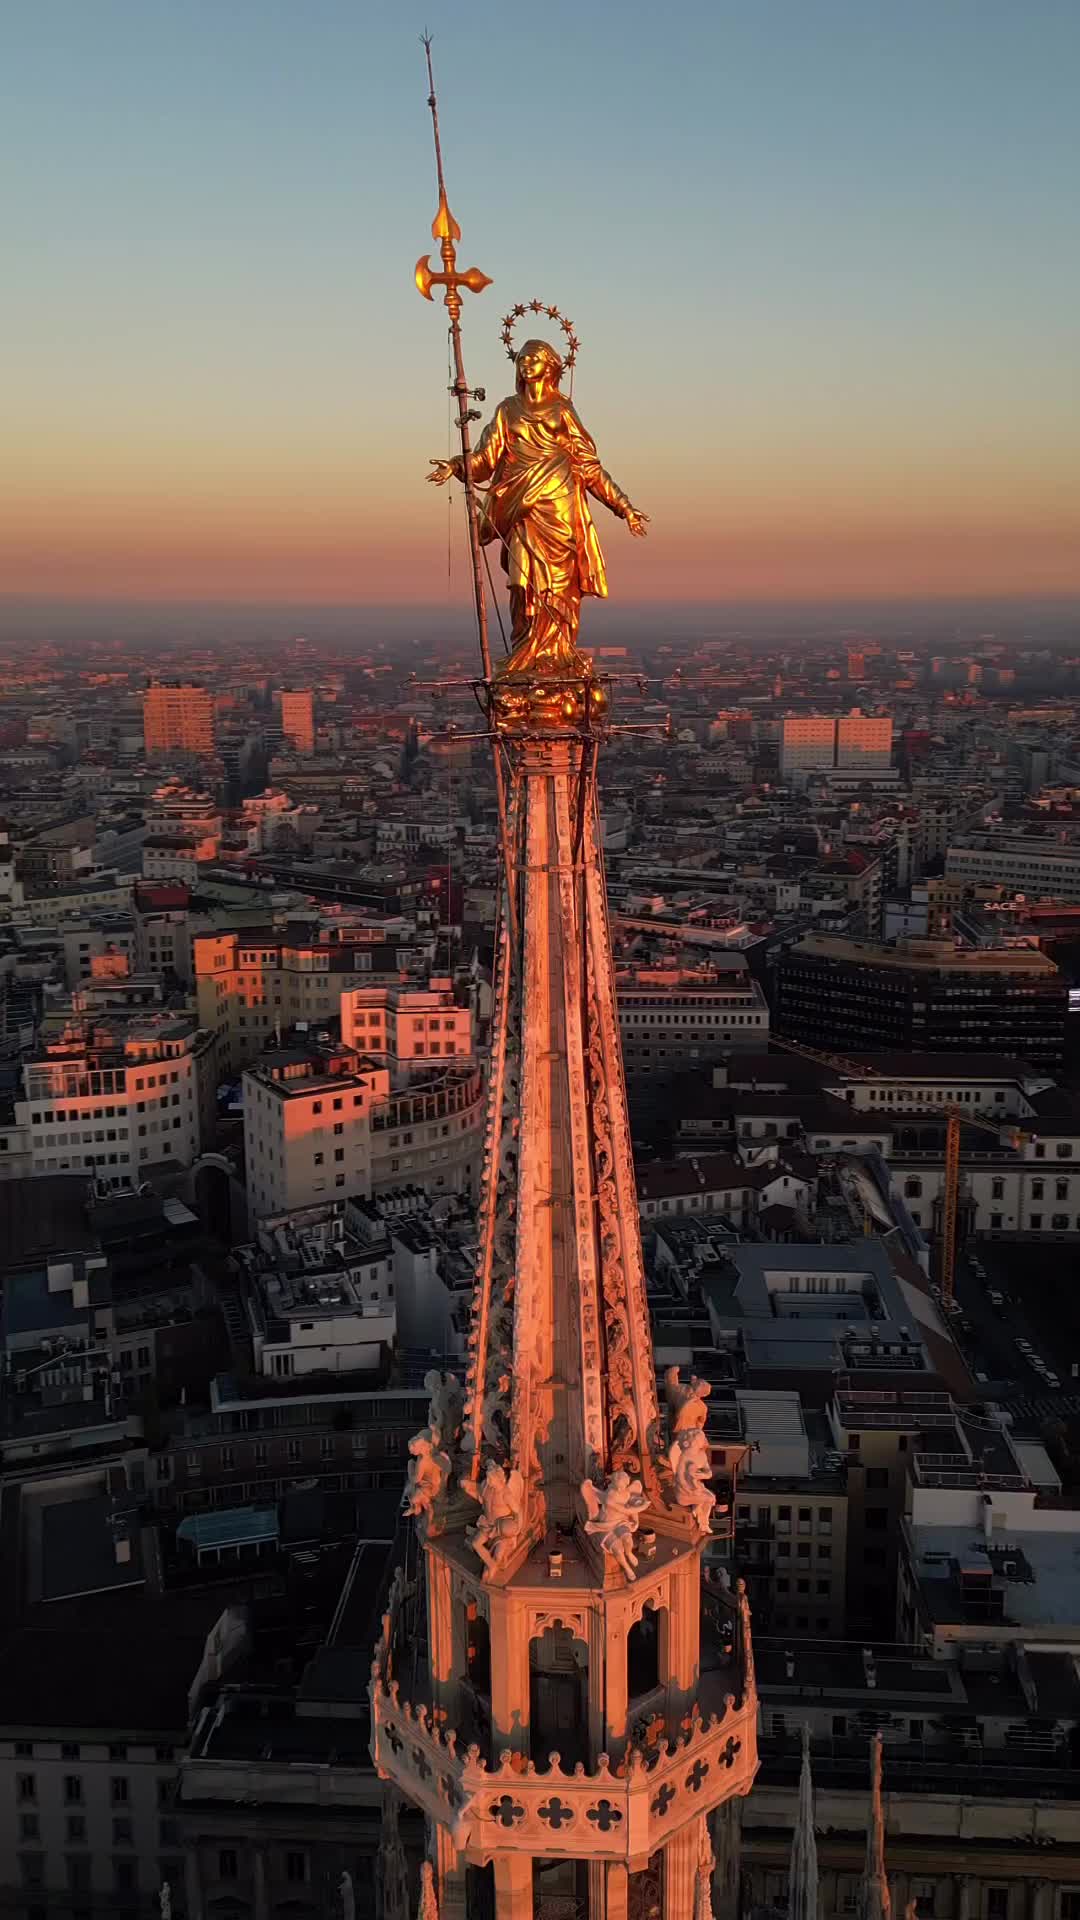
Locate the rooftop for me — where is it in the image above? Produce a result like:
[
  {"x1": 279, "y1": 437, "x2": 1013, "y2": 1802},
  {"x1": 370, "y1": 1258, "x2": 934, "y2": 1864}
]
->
[
  {"x1": 0, "y1": 1174, "x2": 99, "y2": 1269},
  {"x1": 788, "y1": 935, "x2": 1060, "y2": 976}
]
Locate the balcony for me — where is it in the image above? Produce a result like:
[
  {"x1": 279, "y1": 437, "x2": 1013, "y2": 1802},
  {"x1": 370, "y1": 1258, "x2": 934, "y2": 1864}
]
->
[{"x1": 369, "y1": 1585, "x2": 758, "y2": 1868}]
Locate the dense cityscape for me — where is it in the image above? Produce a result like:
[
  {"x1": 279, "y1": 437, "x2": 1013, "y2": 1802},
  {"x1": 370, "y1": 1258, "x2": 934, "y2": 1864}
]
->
[
  {"x1": 7, "y1": 0, "x2": 1080, "y2": 1909},
  {"x1": 3, "y1": 615, "x2": 1080, "y2": 1914}
]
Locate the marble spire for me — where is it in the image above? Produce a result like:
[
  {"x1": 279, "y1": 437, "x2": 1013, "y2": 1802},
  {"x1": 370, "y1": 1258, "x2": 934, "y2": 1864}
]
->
[{"x1": 788, "y1": 1724, "x2": 820, "y2": 1920}]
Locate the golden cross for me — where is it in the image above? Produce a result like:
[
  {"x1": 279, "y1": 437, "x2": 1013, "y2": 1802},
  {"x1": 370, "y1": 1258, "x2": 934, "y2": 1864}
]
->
[
  {"x1": 415, "y1": 188, "x2": 491, "y2": 319},
  {"x1": 414, "y1": 38, "x2": 491, "y2": 321}
]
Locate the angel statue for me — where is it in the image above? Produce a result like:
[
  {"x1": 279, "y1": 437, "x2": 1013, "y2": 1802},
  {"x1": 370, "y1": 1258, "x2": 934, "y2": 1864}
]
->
[
  {"x1": 429, "y1": 337, "x2": 648, "y2": 678},
  {"x1": 664, "y1": 1364, "x2": 712, "y2": 1435},
  {"x1": 468, "y1": 1460, "x2": 526, "y2": 1574},
  {"x1": 423, "y1": 1368, "x2": 463, "y2": 1449},
  {"x1": 581, "y1": 1469, "x2": 648, "y2": 1580},
  {"x1": 667, "y1": 1428, "x2": 717, "y2": 1535},
  {"x1": 403, "y1": 1427, "x2": 452, "y2": 1532}
]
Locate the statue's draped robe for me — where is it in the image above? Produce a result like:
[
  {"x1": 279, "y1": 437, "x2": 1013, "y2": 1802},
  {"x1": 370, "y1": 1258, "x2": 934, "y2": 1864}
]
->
[{"x1": 459, "y1": 392, "x2": 632, "y2": 668}]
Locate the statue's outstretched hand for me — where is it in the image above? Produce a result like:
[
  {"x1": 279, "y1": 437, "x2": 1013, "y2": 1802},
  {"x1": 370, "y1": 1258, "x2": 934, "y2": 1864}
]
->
[
  {"x1": 625, "y1": 506, "x2": 650, "y2": 538},
  {"x1": 428, "y1": 458, "x2": 456, "y2": 486}
]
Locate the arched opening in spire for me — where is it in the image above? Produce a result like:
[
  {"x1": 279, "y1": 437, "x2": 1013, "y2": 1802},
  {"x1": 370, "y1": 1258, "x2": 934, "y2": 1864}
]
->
[
  {"x1": 465, "y1": 1602, "x2": 491, "y2": 1696},
  {"x1": 628, "y1": 1601, "x2": 662, "y2": 1702},
  {"x1": 529, "y1": 1622, "x2": 589, "y2": 1768}
]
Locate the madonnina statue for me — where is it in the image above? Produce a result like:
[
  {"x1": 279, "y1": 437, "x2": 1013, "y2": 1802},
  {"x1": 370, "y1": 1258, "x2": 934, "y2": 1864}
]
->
[{"x1": 429, "y1": 338, "x2": 648, "y2": 676}]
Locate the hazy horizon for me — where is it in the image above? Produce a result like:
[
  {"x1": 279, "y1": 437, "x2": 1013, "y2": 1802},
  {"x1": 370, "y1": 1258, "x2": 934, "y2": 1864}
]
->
[{"x1": 3, "y1": 591, "x2": 1078, "y2": 653}]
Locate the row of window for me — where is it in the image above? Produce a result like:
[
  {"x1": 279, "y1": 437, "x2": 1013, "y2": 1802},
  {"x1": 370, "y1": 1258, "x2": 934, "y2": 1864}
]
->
[
  {"x1": 17, "y1": 1851, "x2": 184, "y2": 1895},
  {"x1": 19, "y1": 1812, "x2": 177, "y2": 1848},
  {"x1": 16, "y1": 1773, "x2": 161, "y2": 1806},
  {"x1": 182, "y1": 1431, "x2": 405, "y2": 1471}
]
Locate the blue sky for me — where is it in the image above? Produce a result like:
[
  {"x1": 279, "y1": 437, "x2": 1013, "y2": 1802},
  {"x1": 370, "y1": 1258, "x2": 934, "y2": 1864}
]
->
[{"x1": 4, "y1": 0, "x2": 1078, "y2": 601}]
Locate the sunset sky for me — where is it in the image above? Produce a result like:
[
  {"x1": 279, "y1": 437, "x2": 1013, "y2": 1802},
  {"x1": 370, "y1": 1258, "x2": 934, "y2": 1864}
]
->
[{"x1": 4, "y1": 0, "x2": 1079, "y2": 606}]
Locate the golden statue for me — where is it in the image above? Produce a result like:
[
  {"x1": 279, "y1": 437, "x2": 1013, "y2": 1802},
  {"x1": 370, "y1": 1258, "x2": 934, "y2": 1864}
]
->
[{"x1": 429, "y1": 338, "x2": 648, "y2": 680}]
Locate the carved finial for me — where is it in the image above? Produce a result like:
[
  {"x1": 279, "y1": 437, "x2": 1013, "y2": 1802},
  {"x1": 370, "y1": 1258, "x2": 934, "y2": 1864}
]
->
[{"x1": 417, "y1": 1860, "x2": 440, "y2": 1920}]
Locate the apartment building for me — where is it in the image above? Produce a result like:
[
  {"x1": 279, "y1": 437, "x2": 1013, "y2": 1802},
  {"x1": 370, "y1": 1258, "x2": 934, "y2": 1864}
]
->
[
  {"x1": 193, "y1": 927, "x2": 414, "y2": 1076},
  {"x1": 340, "y1": 978, "x2": 472, "y2": 1067},
  {"x1": 235, "y1": 1205, "x2": 395, "y2": 1380},
  {"x1": 732, "y1": 1389, "x2": 849, "y2": 1639},
  {"x1": 2, "y1": 1016, "x2": 215, "y2": 1187},
  {"x1": 616, "y1": 959, "x2": 770, "y2": 1072},
  {"x1": 946, "y1": 832, "x2": 1080, "y2": 904},
  {"x1": 836, "y1": 708, "x2": 893, "y2": 769},
  {"x1": 277, "y1": 687, "x2": 315, "y2": 756},
  {"x1": 242, "y1": 1046, "x2": 390, "y2": 1218},
  {"x1": 142, "y1": 683, "x2": 215, "y2": 757},
  {"x1": 897, "y1": 1419, "x2": 1071, "y2": 1653},
  {"x1": 775, "y1": 935, "x2": 1067, "y2": 1068},
  {"x1": 779, "y1": 710, "x2": 893, "y2": 775},
  {"x1": 140, "y1": 784, "x2": 222, "y2": 887}
]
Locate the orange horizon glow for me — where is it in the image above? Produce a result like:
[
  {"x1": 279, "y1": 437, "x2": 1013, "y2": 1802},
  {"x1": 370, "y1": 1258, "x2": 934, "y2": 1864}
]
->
[
  {"x1": 4, "y1": 498, "x2": 1078, "y2": 605},
  {"x1": 7, "y1": 4, "x2": 1079, "y2": 612}
]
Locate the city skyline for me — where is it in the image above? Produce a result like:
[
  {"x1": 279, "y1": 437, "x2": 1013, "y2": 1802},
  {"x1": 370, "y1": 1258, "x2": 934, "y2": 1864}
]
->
[{"x1": 4, "y1": 0, "x2": 1079, "y2": 608}]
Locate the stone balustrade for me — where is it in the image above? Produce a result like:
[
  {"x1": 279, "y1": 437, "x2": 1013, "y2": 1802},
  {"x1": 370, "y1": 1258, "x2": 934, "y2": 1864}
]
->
[{"x1": 370, "y1": 1669, "x2": 758, "y2": 1865}]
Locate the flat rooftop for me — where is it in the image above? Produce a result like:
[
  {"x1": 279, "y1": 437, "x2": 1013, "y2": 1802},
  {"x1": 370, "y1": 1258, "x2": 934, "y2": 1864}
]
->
[
  {"x1": 911, "y1": 1520, "x2": 1080, "y2": 1630},
  {"x1": 789, "y1": 936, "x2": 1059, "y2": 975},
  {"x1": 0, "y1": 1175, "x2": 98, "y2": 1268}
]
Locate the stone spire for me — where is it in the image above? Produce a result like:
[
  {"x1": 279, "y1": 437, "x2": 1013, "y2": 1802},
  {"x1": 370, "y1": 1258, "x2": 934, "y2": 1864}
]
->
[
  {"x1": 860, "y1": 1732, "x2": 892, "y2": 1920},
  {"x1": 370, "y1": 661, "x2": 761, "y2": 1914},
  {"x1": 374, "y1": 93, "x2": 759, "y2": 1911},
  {"x1": 788, "y1": 1725, "x2": 819, "y2": 1920},
  {"x1": 376, "y1": 1788, "x2": 409, "y2": 1920},
  {"x1": 457, "y1": 729, "x2": 665, "y2": 1569}
]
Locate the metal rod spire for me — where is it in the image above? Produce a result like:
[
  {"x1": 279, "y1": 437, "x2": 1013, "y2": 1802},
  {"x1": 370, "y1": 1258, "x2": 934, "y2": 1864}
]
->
[
  {"x1": 418, "y1": 34, "x2": 493, "y2": 685},
  {"x1": 415, "y1": 36, "x2": 517, "y2": 947}
]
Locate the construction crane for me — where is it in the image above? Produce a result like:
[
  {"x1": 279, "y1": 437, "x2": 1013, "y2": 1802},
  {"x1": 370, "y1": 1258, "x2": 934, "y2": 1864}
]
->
[{"x1": 768, "y1": 1035, "x2": 1025, "y2": 1305}]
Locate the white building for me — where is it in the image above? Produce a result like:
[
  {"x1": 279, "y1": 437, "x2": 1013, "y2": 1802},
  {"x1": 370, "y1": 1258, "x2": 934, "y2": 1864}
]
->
[
  {"x1": 780, "y1": 714, "x2": 837, "y2": 773},
  {"x1": 242, "y1": 1048, "x2": 390, "y2": 1219},
  {"x1": 242, "y1": 1039, "x2": 487, "y2": 1223},
  {"x1": 779, "y1": 711, "x2": 893, "y2": 775},
  {"x1": 946, "y1": 832, "x2": 1080, "y2": 904},
  {"x1": 339, "y1": 977, "x2": 472, "y2": 1067},
  {"x1": 2, "y1": 1015, "x2": 216, "y2": 1188},
  {"x1": 238, "y1": 1205, "x2": 395, "y2": 1379},
  {"x1": 898, "y1": 1430, "x2": 1076, "y2": 1653},
  {"x1": 616, "y1": 958, "x2": 770, "y2": 1070},
  {"x1": 836, "y1": 709, "x2": 893, "y2": 769}
]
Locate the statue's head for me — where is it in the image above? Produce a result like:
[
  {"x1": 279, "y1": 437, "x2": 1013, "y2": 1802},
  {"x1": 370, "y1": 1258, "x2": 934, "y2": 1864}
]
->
[{"x1": 516, "y1": 337, "x2": 563, "y2": 394}]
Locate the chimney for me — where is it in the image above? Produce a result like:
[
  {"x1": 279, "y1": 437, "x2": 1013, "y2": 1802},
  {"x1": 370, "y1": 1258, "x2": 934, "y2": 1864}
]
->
[{"x1": 982, "y1": 1492, "x2": 994, "y2": 1542}]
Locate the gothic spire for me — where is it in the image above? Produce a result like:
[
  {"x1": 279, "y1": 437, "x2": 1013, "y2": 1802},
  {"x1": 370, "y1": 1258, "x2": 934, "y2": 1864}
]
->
[
  {"x1": 860, "y1": 1732, "x2": 892, "y2": 1920},
  {"x1": 788, "y1": 1724, "x2": 820, "y2": 1920}
]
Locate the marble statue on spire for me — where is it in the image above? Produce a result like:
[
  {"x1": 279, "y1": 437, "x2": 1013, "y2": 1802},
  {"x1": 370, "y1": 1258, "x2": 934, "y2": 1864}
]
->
[
  {"x1": 788, "y1": 1724, "x2": 820, "y2": 1920},
  {"x1": 860, "y1": 1732, "x2": 892, "y2": 1920}
]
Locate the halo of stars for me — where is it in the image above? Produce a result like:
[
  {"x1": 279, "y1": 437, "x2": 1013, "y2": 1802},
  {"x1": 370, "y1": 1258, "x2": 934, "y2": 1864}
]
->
[{"x1": 500, "y1": 299, "x2": 580, "y2": 369}]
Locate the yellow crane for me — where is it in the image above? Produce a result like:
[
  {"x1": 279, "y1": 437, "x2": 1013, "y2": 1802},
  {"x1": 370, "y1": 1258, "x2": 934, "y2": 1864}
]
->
[{"x1": 768, "y1": 1036, "x2": 1024, "y2": 1305}]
